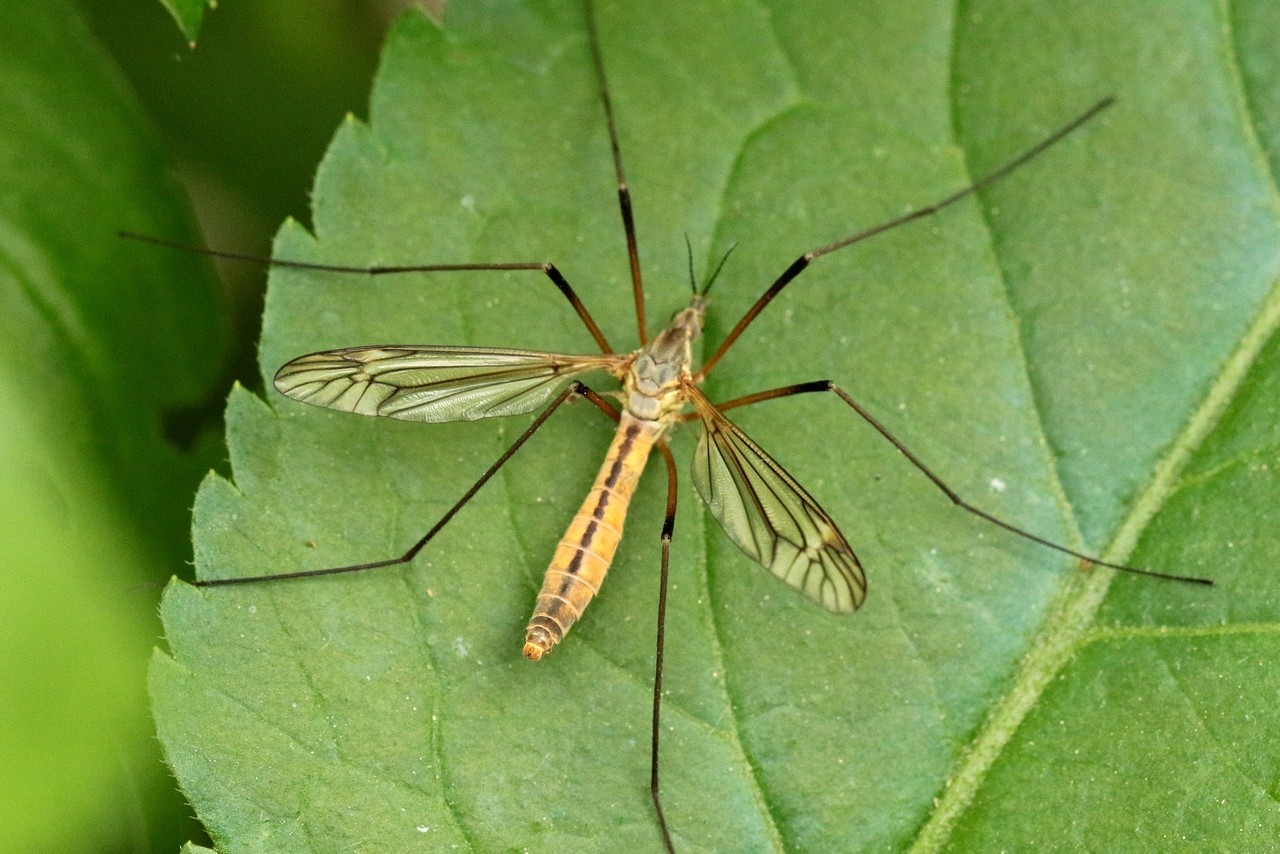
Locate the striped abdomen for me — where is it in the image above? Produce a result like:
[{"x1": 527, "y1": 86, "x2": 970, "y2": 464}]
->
[{"x1": 523, "y1": 411, "x2": 662, "y2": 660}]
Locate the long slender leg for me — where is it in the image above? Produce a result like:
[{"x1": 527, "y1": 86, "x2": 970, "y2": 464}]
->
[
  {"x1": 711, "y1": 380, "x2": 1213, "y2": 586},
  {"x1": 650, "y1": 440, "x2": 678, "y2": 854},
  {"x1": 119, "y1": 230, "x2": 614, "y2": 355},
  {"x1": 583, "y1": 0, "x2": 647, "y2": 345},
  {"x1": 573, "y1": 383, "x2": 622, "y2": 423},
  {"x1": 697, "y1": 98, "x2": 1115, "y2": 378},
  {"x1": 196, "y1": 381, "x2": 597, "y2": 588}
]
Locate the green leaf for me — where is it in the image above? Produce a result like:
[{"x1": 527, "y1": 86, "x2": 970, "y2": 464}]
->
[
  {"x1": 0, "y1": 0, "x2": 227, "y2": 850},
  {"x1": 0, "y1": 0, "x2": 228, "y2": 575},
  {"x1": 152, "y1": 0, "x2": 1280, "y2": 850},
  {"x1": 156, "y1": 0, "x2": 213, "y2": 45},
  {"x1": 0, "y1": 371, "x2": 149, "y2": 854}
]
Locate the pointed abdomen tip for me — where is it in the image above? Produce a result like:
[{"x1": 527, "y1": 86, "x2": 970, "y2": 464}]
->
[{"x1": 523, "y1": 625, "x2": 554, "y2": 661}]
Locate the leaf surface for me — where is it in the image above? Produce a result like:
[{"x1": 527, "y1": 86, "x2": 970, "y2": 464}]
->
[{"x1": 152, "y1": 1, "x2": 1280, "y2": 850}]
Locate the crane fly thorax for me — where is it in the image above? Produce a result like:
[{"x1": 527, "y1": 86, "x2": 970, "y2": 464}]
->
[
  {"x1": 625, "y1": 297, "x2": 706, "y2": 423},
  {"x1": 625, "y1": 350, "x2": 685, "y2": 422}
]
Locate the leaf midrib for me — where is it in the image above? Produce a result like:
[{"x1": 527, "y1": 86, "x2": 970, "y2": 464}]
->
[
  {"x1": 692, "y1": 5, "x2": 803, "y2": 847},
  {"x1": 912, "y1": 0, "x2": 1280, "y2": 842}
]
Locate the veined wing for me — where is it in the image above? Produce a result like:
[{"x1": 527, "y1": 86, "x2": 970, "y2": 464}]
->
[
  {"x1": 687, "y1": 386, "x2": 866, "y2": 613},
  {"x1": 274, "y1": 346, "x2": 623, "y2": 422}
]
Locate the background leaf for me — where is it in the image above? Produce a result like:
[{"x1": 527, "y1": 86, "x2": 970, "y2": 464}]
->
[
  {"x1": 152, "y1": 0, "x2": 1280, "y2": 851},
  {"x1": 155, "y1": 0, "x2": 210, "y2": 44},
  {"x1": 0, "y1": 0, "x2": 228, "y2": 849}
]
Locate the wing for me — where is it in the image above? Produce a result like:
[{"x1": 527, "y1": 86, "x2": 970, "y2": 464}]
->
[
  {"x1": 688, "y1": 388, "x2": 867, "y2": 613},
  {"x1": 274, "y1": 346, "x2": 622, "y2": 422}
]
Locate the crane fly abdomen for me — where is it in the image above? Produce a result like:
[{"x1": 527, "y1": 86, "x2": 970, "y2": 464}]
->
[{"x1": 524, "y1": 410, "x2": 665, "y2": 660}]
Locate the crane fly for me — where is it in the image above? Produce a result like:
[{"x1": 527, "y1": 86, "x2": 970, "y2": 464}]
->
[
  {"x1": 270, "y1": 274, "x2": 870, "y2": 664},
  {"x1": 143, "y1": 1, "x2": 1215, "y2": 848}
]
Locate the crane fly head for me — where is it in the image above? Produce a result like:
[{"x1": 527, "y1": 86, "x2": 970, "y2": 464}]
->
[{"x1": 668, "y1": 294, "x2": 707, "y2": 339}]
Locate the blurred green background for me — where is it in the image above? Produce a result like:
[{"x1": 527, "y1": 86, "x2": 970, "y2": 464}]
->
[{"x1": 0, "y1": 2, "x2": 430, "y2": 850}]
